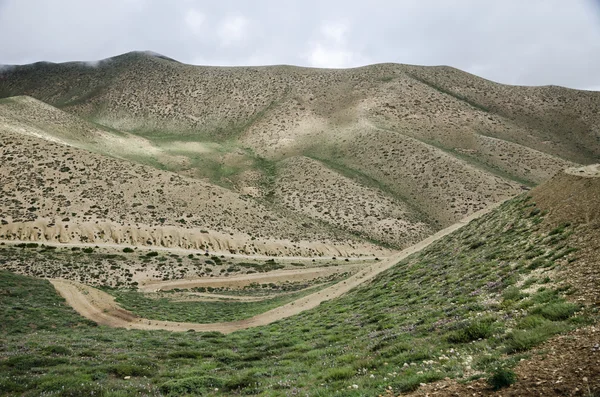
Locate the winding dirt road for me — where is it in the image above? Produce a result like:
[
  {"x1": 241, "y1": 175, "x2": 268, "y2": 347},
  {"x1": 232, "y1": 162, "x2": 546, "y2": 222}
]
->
[{"x1": 50, "y1": 202, "x2": 501, "y2": 334}]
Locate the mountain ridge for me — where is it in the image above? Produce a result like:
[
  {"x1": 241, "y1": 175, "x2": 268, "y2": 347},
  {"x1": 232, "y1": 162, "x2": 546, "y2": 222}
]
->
[{"x1": 1, "y1": 51, "x2": 598, "y2": 251}]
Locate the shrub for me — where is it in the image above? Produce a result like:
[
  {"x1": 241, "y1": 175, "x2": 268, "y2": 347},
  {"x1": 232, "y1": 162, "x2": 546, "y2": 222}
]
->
[
  {"x1": 146, "y1": 251, "x2": 159, "y2": 257},
  {"x1": 225, "y1": 370, "x2": 260, "y2": 390},
  {"x1": 469, "y1": 240, "x2": 485, "y2": 249},
  {"x1": 488, "y1": 368, "x2": 517, "y2": 390},
  {"x1": 534, "y1": 302, "x2": 578, "y2": 321},
  {"x1": 3, "y1": 355, "x2": 68, "y2": 371},
  {"x1": 122, "y1": 247, "x2": 134, "y2": 253},
  {"x1": 212, "y1": 349, "x2": 239, "y2": 364},
  {"x1": 515, "y1": 315, "x2": 548, "y2": 330},
  {"x1": 504, "y1": 322, "x2": 568, "y2": 353},
  {"x1": 392, "y1": 372, "x2": 444, "y2": 392},
  {"x1": 0, "y1": 379, "x2": 26, "y2": 393},
  {"x1": 82, "y1": 247, "x2": 94, "y2": 254},
  {"x1": 529, "y1": 208, "x2": 541, "y2": 217},
  {"x1": 502, "y1": 286, "x2": 526, "y2": 302},
  {"x1": 447, "y1": 318, "x2": 494, "y2": 343}
]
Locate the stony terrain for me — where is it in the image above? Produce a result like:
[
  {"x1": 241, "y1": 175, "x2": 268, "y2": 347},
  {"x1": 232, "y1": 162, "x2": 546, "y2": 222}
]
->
[
  {"x1": 1, "y1": 51, "x2": 597, "y2": 251},
  {"x1": 0, "y1": 128, "x2": 389, "y2": 257}
]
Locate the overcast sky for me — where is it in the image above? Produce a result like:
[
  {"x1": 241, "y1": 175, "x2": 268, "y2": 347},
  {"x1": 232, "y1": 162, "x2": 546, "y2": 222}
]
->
[{"x1": 1, "y1": 0, "x2": 599, "y2": 90}]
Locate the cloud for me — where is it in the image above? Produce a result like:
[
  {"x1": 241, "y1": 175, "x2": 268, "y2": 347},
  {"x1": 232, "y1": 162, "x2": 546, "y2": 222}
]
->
[
  {"x1": 321, "y1": 21, "x2": 348, "y2": 44},
  {"x1": 308, "y1": 44, "x2": 359, "y2": 69},
  {"x1": 218, "y1": 15, "x2": 250, "y2": 46},
  {"x1": 184, "y1": 8, "x2": 205, "y2": 37},
  {"x1": 0, "y1": 0, "x2": 598, "y2": 88},
  {"x1": 306, "y1": 20, "x2": 368, "y2": 68}
]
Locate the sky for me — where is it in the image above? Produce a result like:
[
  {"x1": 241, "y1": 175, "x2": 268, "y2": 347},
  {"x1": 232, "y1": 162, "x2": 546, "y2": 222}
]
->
[{"x1": 1, "y1": 0, "x2": 599, "y2": 90}]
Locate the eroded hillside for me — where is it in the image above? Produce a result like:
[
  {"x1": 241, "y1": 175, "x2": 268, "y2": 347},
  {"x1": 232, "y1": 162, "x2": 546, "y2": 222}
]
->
[{"x1": 0, "y1": 128, "x2": 390, "y2": 257}]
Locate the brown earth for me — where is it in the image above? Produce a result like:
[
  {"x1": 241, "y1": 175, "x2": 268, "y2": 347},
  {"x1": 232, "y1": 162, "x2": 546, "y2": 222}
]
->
[{"x1": 407, "y1": 325, "x2": 600, "y2": 397}]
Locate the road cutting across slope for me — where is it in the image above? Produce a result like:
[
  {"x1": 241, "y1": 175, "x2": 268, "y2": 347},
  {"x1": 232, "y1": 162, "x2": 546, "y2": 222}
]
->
[
  {"x1": 138, "y1": 263, "x2": 359, "y2": 292},
  {"x1": 50, "y1": 201, "x2": 502, "y2": 334}
]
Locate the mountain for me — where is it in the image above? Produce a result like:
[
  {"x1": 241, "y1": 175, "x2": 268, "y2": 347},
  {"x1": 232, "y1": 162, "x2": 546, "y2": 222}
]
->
[{"x1": 1, "y1": 51, "x2": 597, "y2": 251}]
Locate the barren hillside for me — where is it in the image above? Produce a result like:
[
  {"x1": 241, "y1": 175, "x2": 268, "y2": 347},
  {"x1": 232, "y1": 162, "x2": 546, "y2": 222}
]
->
[
  {"x1": 0, "y1": 127, "x2": 389, "y2": 257},
  {"x1": 1, "y1": 51, "x2": 598, "y2": 250}
]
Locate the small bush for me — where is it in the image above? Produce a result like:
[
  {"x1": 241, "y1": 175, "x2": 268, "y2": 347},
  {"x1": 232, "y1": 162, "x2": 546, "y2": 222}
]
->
[
  {"x1": 392, "y1": 372, "x2": 444, "y2": 392},
  {"x1": 529, "y1": 208, "x2": 541, "y2": 217},
  {"x1": 502, "y1": 286, "x2": 526, "y2": 302},
  {"x1": 469, "y1": 240, "x2": 485, "y2": 249},
  {"x1": 212, "y1": 349, "x2": 239, "y2": 364},
  {"x1": 146, "y1": 251, "x2": 159, "y2": 257},
  {"x1": 447, "y1": 318, "x2": 494, "y2": 343},
  {"x1": 3, "y1": 355, "x2": 68, "y2": 371},
  {"x1": 515, "y1": 315, "x2": 548, "y2": 330},
  {"x1": 505, "y1": 322, "x2": 568, "y2": 353},
  {"x1": 0, "y1": 379, "x2": 26, "y2": 393},
  {"x1": 488, "y1": 368, "x2": 517, "y2": 390},
  {"x1": 548, "y1": 223, "x2": 570, "y2": 236},
  {"x1": 122, "y1": 247, "x2": 134, "y2": 253},
  {"x1": 534, "y1": 302, "x2": 578, "y2": 321},
  {"x1": 225, "y1": 370, "x2": 260, "y2": 390},
  {"x1": 82, "y1": 247, "x2": 94, "y2": 254}
]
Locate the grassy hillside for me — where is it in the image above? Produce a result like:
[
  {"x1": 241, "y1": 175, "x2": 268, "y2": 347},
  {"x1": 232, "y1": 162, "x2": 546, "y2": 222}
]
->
[
  {"x1": 1, "y1": 52, "x2": 597, "y2": 250},
  {"x1": 1, "y1": 169, "x2": 598, "y2": 396}
]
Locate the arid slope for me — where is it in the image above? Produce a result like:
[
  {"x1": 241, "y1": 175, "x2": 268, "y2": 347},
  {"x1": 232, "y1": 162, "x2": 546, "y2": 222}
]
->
[
  {"x1": 0, "y1": 127, "x2": 390, "y2": 257},
  {"x1": 1, "y1": 52, "x2": 598, "y2": 249}
]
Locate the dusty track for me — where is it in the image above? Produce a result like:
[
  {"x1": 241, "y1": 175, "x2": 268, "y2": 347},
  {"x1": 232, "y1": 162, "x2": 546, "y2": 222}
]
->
[
  {"x1": 50, "y1": 202, "x2": 502, "y2": 334},
  {"x1": 138, "y1": 264, "x2": 360, "y2": 291}
]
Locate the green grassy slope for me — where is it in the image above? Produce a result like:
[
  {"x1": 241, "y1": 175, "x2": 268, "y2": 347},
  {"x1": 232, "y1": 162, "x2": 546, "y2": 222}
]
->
[{"x1": 1, "y1": 191, "x2": 596, "y2": 396}]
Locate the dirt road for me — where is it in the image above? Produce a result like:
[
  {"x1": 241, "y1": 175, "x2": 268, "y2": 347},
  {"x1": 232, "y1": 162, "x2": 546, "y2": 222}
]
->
[
  {"x1": 50, "y1": 202, "x2": 502, "y2": 334},
  {"x1": 138, "y1": 264, "x2": 360, "y2": 291}
]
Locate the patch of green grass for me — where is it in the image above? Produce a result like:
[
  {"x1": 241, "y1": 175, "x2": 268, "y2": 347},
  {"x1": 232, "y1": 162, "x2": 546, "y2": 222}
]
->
[
  {"x1": 533, "y1": 301, "x2": 579, "y2": 321},
  {"x1": 107, "y1": 282, "x2": 332, "y2": 323},
  {"x1": 160, "y1": 376, "x2": 225, "y2": 396},
  {"x1": 323, "y1": 367, "x2": 355, "y2": 381},
  {"x1": 504, "y1": 322, "x2": 569, "y2": 353}
]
